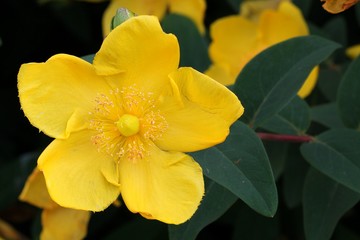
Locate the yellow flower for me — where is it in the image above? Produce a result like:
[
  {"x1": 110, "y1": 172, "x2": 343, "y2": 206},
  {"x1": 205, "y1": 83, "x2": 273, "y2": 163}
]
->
[
  {"x1": 321, "y1": 0, "x2": 359, "y2": 13},
  {"x1": 18, "y1": 16, "x2": 243, "y2": 224},
  {"x1": 206, "y1": 1, "x2": 319, "y2": 98},
  {"x1": 346, "y1": 44, "x2": 360, "y2": 59},
  {"x1": 102, "y1": 0, "x2": 206, "y2": 36},
  {"x1": 240, "y1": 0, "x2": 290, "y2": 21},
  {"x1": 20, "y1": 168, "x2": 90, "y2": 240}
]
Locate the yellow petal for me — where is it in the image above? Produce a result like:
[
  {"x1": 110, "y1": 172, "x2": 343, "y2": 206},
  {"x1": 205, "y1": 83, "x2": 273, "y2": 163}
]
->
[
  {"x1": 119, "y1": 144, "x2": 204, "y2": 224},
  {"x1": 240, "y1": 0, "x2": 290, "y2": 21},
  {"x1": 321, "y1": 0, "x2": 359, "y2": 13},
  {"x1": 38, "y1": 130, "x2": 121, "y2": 211},
  {"x1": 169, "y1": 0, "x2": 206, "y2": 34},
  {"x1": 259, "y1": 2, "x2": 308, "y2": 46},
  {"x1": 19, "y1": 168, "x2": 57, "y2": 209},
  {"x1": 209, "y1": 16, "x2": 258, "y2": 79},
  {"x1": 18, "y1": 54, "x2": 111, "y2": 139},
  {"x1": 95, "y1": 16, "x2": 179, "y2": 94},
  {"x1": 155, "y1": 67, "x2": 244, "y2": 152},
  {"x1": 102, "y1": 0, "x2": 167, "y2": 37},
  {"x1": 41, "y1": 208, "x2": 90, "y2": 240},
  {"x1": 204, "y1": 64, "x2": 235, "y2": 86},
  {"x1": 346, "y1": 44, "x2": 360, "y2": 59},
  {"x1": 297, "y1": 66, "x2": 319, "y2": 99}
]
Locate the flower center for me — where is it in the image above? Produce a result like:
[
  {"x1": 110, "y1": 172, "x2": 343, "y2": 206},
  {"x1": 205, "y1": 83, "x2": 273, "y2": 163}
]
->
[{"x1": 116, "y1": 114, "x2": 140, "y2": 137}]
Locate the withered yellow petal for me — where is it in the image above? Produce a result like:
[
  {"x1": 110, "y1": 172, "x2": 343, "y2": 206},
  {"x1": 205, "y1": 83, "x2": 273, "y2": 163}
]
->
[
  {"x1": 155, "y1": 67, "x2": 243, "y2": 152},
  {"x1": 102, "y1": 0, "x2": 167, "y2": 37},
  {"x1": 38, "y1": 130, "x2": 120, "y2": 211},
  {"x1": 119, "y1": 144, "x2": 204, "y2": 224},
  {"x1": 19, "y1": 168, "x2": 57, "y2": 209},
  {"x1": 95, "y1": 16, "x2": 179, "y2": 94},
  {"x1": 18, "y1": 54, "x2": 111, "y2": 139},
  {"x1": 321, "y1": 0, "x2": 359, "y2": 13},
  {"x1": 41, "y1": 208, "x2": 90, "y2": 240},
  {"x1": 169, "y1": 0, "x2": 206, "y2": 34}
]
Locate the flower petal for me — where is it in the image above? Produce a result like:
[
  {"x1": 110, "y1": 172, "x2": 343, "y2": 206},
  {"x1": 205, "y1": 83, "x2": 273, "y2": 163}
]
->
[
  {"x1": 259, "y1": 2, "x2": 308, "y2": 46},
  {"x1": 95, "y1": 16, "x2": 179, "y2": 95},
  {"x1": 321, "y1": 0, "x2": 359, "y2": 13},
  {"x1": 41, "y1": 208, "x2": 90, "y2": 240},
  {"x1": 119, "y1": 144, "x2": 204, "y2": 224},
  {"x1": 297, "y1": 66, "x2": 319, "y2": 99},
  {"x1": 18, "y1": 54, "x2": 111, "y2": 139},
  {"x1": 102, "y1": 0, "x2": 167, "y2": 36},
  {"x1": 204, "y1": 64, "x2": 235, "y2": 86},
  {"x1": 169, "y1": 0, "x2": 206, "y2": 34},
  {"x1": 19, "y1": 168, "x2": 57, "y2": 209},
  {"x1": 209, "y1": 15, "x2": 258, "y2": 74},
  {"x1": 346, "y1": 44, "x2": 360, "y2": 59},
  {"x1": 155, "y1": 67, "x2": 244, "y2": 152},
  {"x1": 38, "y1": 130, "x2": 121, "y2": 211}
]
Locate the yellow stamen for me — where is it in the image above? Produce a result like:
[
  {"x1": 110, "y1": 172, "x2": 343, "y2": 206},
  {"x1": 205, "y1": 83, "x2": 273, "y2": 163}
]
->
[{"x1": 116, "y1": 114, "x2": 140, "y2": 137}]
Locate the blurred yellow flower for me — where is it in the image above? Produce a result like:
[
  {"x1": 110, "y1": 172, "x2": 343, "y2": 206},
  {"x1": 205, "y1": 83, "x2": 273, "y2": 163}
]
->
[
  {"x1": 206, "y1": 1, "x2": 319, "y2": 98},
  {"x1": 346, "y1": 44, "x2": 360, "y2": 59},
  {"x1": 20, "y1": 168, "x2": 90, "y2": 240},
  {"x1": 18, "y1": 16, "x2": 243, "y2": 224},
  {"x1": 321, "y1": 0, "x2": 359, "y2": 13},
  {"x1": 102, "y1": 0, "x2": 206, "y2": 36}
]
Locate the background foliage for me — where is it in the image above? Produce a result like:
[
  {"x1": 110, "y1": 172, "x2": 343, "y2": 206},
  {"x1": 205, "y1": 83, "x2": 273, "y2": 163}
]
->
[{"x1": 1, "y1": 0, "x2": 360, "y2": 239}]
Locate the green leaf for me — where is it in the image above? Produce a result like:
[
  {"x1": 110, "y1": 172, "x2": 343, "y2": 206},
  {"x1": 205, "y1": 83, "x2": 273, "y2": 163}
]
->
[
  {"x1": 263, "y1": 141, "x2": 288, "y2": 180},
  {"x1": 260, "y1": 96, "x2": 310, "y2": 135},
  {"x1": 0, "y1": 152, "x2": 38, "y2": 210},
  {"x1": 231, "y1": 201, "x2": 280, "y2": 240},
  {"x1": 104, "y1": 216, "x2": 166, "y2": 240},
  {"x1": 283, "y1": 145, "x2": 309, "y2": 208},
  {"x1": 227, "y1": 0, "x2": 242, "y2": 12},
  {"x1": 168, "y1": 178, "x2": 237, "y2": 240},
  {"x1": 322, "y1": 16, "x2": 347, "y2": 46},
  {"x1": 192, "y1": 121, "x2": 278, "y2": 217},
  {"x1": 81, "y1": 54, "x2": 94, "y2": 63},
  {"x1": 233, "y1": 36, "x2": 340, "y2": 128},
  {"x1": 303, "y1": 168, "x2": 360, "y2": 240},
  {"x1": 161, "y1": 14, "x2": 210, "y2": 72},
  {"x1": 317, "y1": 68, "x2": 343, "y2": 102},
  {"x1": 293, "y1": 0, "x2": 312, "y2": 17},
  {"x1": 301, "y1": 129, "x2": 360, "y2": 193},
  {"x1": 337, "y1": 56, "x2": 360, "y2": 129},
  {"x1": 310, "y1": 103, "x2": 345, "y2": 129}
]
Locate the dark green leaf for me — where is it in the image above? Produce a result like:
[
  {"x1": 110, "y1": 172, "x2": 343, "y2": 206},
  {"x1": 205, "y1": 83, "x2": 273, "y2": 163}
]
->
[
  {"x1": 293, "y1": 0, "x2": 312, "y2": 17},
  {"x1": 317, "y1": 68, "x2": 343, "y2": 102},
  {"x1": 81, "y1": 54, "x2": 94, "y2": 63},
  {"x1": 161, "y1": 14, "x2": 210, "y2": 72},
  {"x1": 337, "y1": 56, "x2": 360, "y2": 129},
  {"x1": 234, "y1": 36, "x2": 340, "y2": 128},
  {"x1": 301, "y1": 129, "x2": 360, "y2": 193},
  {"x1": 168, "y1": 178, "x2": 237, "y2": 240},
  {"x1": 226, "y1": 0, "x2": 242, "y2": 12},
  {"x1": 260, "y1": 96, "x2": 310, "y2": 135},
  {"x1": 105, "y1": 215, "x2": 167, "y2": 240},
  {"x1": 283, "y1": 145, "x2": 309, "y2": 208},
  {"x1": 263, "y1": 141, "x2": 289, "y2": 180},
  {"x1": 310, "y1": 103, "x2": 345, "y2": 129},
  {"x1": 231, "y1": 202, "x2": 280, "y2": 240},
  {"x1": 0, "y1": 152, "x2": 38, "y2": 210},
  {"x1": 303, "y1": 168, "x2": 360, "y2": 240},
  {"x1": 322, "y1": 16, "x2": 347, "y2": 46},
  {"x1": 192, "y1": 121, "x2": 277, "y2": 217}
]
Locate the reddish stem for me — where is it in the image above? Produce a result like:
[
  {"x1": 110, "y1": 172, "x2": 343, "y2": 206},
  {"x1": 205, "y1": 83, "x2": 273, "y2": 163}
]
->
[{"x1": 257, "y1": 132, "x2": 313, "y2": 143}]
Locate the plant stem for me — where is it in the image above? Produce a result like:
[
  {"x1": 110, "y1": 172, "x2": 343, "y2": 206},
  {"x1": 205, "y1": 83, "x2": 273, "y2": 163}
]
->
[{"x1": 257, "y1": 132, "x2": 313, "y2": 143}]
